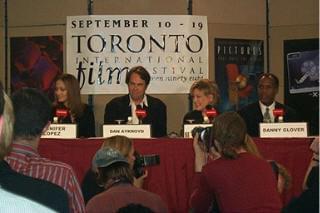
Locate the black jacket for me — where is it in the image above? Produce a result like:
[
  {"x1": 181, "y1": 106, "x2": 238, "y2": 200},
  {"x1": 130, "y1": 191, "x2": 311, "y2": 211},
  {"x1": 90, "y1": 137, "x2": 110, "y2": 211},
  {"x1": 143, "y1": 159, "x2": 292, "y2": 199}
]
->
[
  {"x1": 238, "y1": 101, "x2": 299, "y2": 137},
  {"x1": 104, "y1": 94, "x2": 167, "y2": 137},
  {"x1": 0, "y1": 161, "x2": 69, "y2": 212}
]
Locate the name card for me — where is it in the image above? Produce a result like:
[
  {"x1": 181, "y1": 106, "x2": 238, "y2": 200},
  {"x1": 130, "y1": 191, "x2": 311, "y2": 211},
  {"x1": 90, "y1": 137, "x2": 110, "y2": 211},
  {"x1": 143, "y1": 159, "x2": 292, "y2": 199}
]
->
[
  {"x1": 259, "y1": 122, "x2": 308, "y2": 138},
  {"x1": 184, "y1": 124, "x2": 212, "y2": 138},
  {"x1": 41, "y1": 124, "x2": 77, "y2": 139},
  {"x1": 103, "y1": 124, "x2": 151, "y2": 138}
]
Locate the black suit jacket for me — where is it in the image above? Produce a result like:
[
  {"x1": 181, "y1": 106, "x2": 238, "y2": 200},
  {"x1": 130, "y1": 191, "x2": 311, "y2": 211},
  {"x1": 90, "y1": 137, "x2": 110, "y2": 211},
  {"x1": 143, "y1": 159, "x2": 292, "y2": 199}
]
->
[
  {"x1": 104, "y1": 94, "x2": 167, "y2": 137},
  {"x1": 52, "y1": 104, "x2": 96, "y2": 138},
  {"x1": 183, "y1": 110, "x2": 204, "y2": 124},
  {"x1": 238, "y1": 101, "x2": 299, "y2": 137},
  {"x1": 0, "y1": 161, "x2": 69, "y2": 213}
]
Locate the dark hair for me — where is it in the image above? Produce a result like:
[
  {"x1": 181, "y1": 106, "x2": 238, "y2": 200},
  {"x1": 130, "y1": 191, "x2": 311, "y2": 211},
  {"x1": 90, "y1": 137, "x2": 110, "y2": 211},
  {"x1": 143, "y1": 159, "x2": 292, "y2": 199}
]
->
[
  {"x1": 12, "y1": 88, "x2": 51, "y2": 138},
  {"x1": 97, "y1": 162, "x2": 134, "y2": 187},
  {"x1": 53, "y1": 73, "x2": 85, "y2": 118},
  {"x1": 212, "y1": 112, "x2": 247, "y2": 159},
  {"x1": 117, "y1": 204, "x2": 154, "y2": 213},
  {"x1": 258, "y1": 73, "x2": 279, "y2": 88},
  {"x1": 125, "y1": 66, "x2": 151, "y2": 86}
]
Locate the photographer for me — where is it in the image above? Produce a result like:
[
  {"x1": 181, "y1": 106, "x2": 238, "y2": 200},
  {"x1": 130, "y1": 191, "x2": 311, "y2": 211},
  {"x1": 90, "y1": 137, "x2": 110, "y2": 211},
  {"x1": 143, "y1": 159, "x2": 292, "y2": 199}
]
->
[
  {"x1": 86, "y1": 147, "x2": 167, "y2": 213},
  {"x1": 81, "y1": 136, "x2": 147, "y2": 204},
  {"x1": 189, "y1": 112, "x2": 282, "y2": 213}
]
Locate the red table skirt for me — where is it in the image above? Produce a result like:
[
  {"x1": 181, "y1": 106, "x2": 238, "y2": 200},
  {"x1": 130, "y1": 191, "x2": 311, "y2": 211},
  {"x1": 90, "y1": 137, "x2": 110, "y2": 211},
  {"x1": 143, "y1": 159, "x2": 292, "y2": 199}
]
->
[{"x1": 39, "y1": 137, "x2": 313, "y2": 213}]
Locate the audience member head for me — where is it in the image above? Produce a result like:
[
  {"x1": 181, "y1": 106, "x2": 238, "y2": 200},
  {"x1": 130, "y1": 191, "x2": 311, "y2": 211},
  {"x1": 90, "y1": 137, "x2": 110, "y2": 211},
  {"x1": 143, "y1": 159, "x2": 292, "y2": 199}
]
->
[
  {"x1": 0, "y1": 82, "x2": 14, "y2": 160},
  {"x1": 54, "y1": 73, "x2": 84, "y2": 117},
  {"x1": 211, "y1": 112, "x2": 247, "y2": 159},
  {"x1": 190, "y1": 79, "x2": 220, "y2": 111},
  {"x1": 258, "y1": 73, "x2": 279, "y2": 106},
  {"x1": 12, "y1": 88, "x2": 51, "y2": 140},
  {"x1": 100, "y1": 136, "x2": 135, "y2": 168},
  {"x1": 117, "y1": 203, "x2": 154, "y2": 213},
  {"x1": 125, "y1": 66, "x2": 150, "y2": 102},
  {"x1": 93, "y1": 147, "x2": 134, "y2": 188}
]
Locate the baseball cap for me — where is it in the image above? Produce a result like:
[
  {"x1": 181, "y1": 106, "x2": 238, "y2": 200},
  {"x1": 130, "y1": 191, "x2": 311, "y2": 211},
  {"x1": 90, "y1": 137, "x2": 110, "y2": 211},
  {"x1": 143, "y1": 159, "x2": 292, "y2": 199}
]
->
[{"x1": 93, "y1": 147, "x2": 129, "y2": 168}]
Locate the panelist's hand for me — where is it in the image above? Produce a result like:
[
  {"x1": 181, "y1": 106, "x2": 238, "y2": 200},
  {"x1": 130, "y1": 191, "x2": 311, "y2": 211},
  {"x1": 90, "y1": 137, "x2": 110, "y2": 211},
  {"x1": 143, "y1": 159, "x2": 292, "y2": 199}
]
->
[
  {"x1": 133, "y1": 170, "x2": 148, "y2": 188},
  {"x1": 193, "y1": 133, "x2": 207, "y2": 172}
]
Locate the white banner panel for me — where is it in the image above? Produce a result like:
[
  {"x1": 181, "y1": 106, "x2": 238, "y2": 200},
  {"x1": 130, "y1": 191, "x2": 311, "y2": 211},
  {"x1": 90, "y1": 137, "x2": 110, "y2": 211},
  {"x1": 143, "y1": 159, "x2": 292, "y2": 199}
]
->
[
  {"x1": 103, "y1": 124, "x2": 151, "y2": 138},
  {"x1": 259, "y1": 122, "x2": 308, "y2": 138},
  {"x1": 66, "y1": 15, "x2": 208, "y2": 94}
]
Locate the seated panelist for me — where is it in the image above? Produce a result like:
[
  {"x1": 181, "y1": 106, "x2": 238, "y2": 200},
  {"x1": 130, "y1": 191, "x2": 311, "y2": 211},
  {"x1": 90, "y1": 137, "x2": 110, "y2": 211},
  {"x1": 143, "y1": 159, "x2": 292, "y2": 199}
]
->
[
  {"x1": 52, "y1": 73, "x2": 95, "y2": 137},
  {"x1": 183, "y1": 79, "x2": 220, "y2": 124},
  {"x1": 238, "y1": 73, "x2": 299, "y2": 137},
  {"x1": 104, "y1": 66, "x2": 167, "y2": 137}
]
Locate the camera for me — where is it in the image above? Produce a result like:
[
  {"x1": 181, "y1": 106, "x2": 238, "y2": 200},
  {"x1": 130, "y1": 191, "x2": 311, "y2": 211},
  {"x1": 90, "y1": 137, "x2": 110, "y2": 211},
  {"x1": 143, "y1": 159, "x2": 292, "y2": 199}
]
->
[
  {"x1": 133, "y1": 151, "x2": 160, "y2": 178},
  {"x1": 191, "y1": 126, "x2": 213, "y2": 151}
]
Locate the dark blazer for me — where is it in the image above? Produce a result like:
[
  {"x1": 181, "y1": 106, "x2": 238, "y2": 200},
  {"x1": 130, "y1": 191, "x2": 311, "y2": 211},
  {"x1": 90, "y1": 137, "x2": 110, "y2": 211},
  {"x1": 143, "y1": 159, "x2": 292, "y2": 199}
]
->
[
  {"x1": 0, "y1": 161, "x2": 69, "y2": 213},
  {"x1": 104, "y1": 94, "x2": 167, "y2": 137},
  {"x1": 183, "y1": 108, "x2": 219, "y2": 124},
  {"x1": 52, "y1": 104, "x2": 96, "y2": 138},
  {"x1": 183, "y1": 110, "x2": 203, "y2": 124},
  {"x1": 77, "y1": 104, "x2": 96, "y2": 138},
  {"x1": 238, "y1": 101, "x2": 299, "y2": 137}
]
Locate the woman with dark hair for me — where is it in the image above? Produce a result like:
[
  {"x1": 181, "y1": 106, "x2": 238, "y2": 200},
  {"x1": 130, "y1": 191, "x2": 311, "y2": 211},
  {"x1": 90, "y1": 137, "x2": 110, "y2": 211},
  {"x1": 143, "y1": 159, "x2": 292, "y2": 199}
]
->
[
  {"x1": 189, "y1": 112, "x2": 282, "y2": 213},
  {"x1": 53, "y1": 73, "x2": 95, "y2": 137}
]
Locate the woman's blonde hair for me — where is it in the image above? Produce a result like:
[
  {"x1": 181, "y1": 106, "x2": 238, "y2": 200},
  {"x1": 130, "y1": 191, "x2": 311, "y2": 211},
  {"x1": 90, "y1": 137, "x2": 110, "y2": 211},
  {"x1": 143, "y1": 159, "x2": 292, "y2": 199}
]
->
[
  {"x1": 190, "y1": 79, "x2": 220, "y2": 106},
  {"x1": 0, "y1": 91, "x2": 14, "y2": 160},
  {"x1": 53, "y1": 73, "x2": 84, "y2": 118},
  {"x1": 102, "y1": 135, "x2": 133, "y2": 159}
]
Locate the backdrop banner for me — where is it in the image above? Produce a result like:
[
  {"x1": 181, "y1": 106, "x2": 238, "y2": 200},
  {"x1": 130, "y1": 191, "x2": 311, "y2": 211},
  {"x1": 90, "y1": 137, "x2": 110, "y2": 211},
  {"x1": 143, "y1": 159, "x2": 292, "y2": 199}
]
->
[
  {"x1": 215, "y1": 38, "x2": 264, "y2": 112},
  {"x1": 66, "y1": 15, "x2": 208, "y2": 94}
]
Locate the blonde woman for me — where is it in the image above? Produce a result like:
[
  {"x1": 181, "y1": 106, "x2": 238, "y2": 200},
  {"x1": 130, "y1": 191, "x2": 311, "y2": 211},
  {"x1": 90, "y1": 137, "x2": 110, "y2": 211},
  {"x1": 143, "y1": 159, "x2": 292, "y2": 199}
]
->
[{"x1": 183, "y1": 79, "x2": 220, "y2": 124}]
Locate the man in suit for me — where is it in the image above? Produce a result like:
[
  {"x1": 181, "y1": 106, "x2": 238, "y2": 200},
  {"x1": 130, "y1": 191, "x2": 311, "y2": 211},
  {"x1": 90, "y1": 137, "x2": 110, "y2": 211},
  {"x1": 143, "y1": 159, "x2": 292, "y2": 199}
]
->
[
  {"x1": 104, "y1": 66, "x2": 167, "y2": 137},
  {"x1": 238, "y1": 73, "x2": 299, "y2": 137}
]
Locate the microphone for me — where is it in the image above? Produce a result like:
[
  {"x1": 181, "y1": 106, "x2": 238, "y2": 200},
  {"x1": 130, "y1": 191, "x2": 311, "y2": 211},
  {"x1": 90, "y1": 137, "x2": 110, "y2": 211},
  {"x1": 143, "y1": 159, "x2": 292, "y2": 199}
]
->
[
  {"x1": 273, "y1": 108, "x2": 284, "y2": 122},
  {"x1": 135, "y1": 105, "x2": 147, "y2": 124},
  {"x1": 55, "y1": 103, "x2": 70, "y2": 123},
  {"x1": 55, "y1": 108, "x2": 69, "y2": 118},
  {"x1": 205, "y1": 105, "x2": 217, "y2": 122}
]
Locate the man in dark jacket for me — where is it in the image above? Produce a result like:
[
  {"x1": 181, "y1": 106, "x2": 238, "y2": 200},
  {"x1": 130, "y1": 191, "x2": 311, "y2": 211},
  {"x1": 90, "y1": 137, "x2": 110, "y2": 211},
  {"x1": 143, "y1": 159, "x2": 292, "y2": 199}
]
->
[
  {"x1": 104, "y1": 66, "x2": 167, "y2": 137},
  {"x1": 238, "y1": 73, "x2": 299, "y2": 137}
]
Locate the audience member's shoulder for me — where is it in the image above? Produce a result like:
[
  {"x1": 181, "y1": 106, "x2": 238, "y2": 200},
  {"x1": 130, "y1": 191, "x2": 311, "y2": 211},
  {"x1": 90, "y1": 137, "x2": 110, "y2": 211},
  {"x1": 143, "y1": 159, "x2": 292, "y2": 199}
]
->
[{"x1": 6, "y1": 168, "x2": 69, "y2": 212}]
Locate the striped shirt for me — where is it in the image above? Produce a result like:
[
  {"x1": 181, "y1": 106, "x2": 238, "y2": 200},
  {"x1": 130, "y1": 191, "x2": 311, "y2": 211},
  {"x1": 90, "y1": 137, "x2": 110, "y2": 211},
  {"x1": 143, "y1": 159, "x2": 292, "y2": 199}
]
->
[{"x1": 5, "y1": 143, "x2": 85, "y2": 213}]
